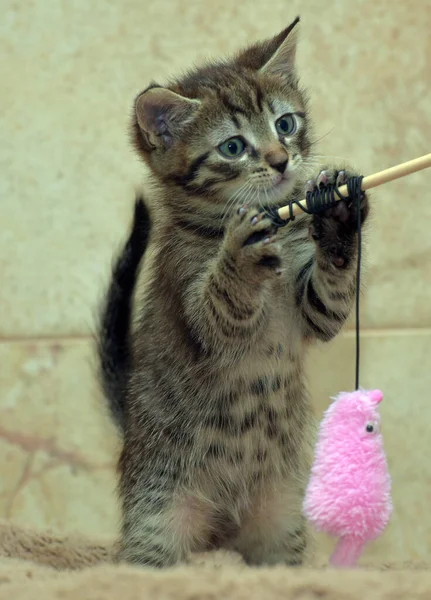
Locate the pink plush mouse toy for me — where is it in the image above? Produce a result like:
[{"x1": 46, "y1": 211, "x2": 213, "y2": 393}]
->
[{"x1": 303, "y1": 389, "x2": 392, "y2": 567}]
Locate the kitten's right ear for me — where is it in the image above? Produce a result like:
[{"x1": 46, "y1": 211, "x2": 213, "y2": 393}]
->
[
  {"x1": 235, "y1": 17, "x2": 300, "y2": 76},
  {"x1": 259, "y1": 18, "x2": 299, "y2": 77},
  {"x1": 134, "y1": 86, "x2": 200, "y2": 152}
]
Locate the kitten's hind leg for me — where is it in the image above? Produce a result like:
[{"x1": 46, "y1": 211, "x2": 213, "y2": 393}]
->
[
  {"x1": 118, "y1": 486, "x2": 213, "y2": 568},
  {"x1": 228, "y1": 482, "x2": 311, "y2": 567}
]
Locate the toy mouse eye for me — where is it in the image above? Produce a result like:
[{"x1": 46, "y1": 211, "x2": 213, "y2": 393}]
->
[{"x1": 365, "y1": 421, "x2": 379, "y2": 434}]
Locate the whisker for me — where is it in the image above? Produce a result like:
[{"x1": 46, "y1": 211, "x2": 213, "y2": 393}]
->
[
  {"x1": 313, "y1": 154, "x2": 350, "y2": 163},
  {"x1": 241, "y1": 184, "x2": 256, "y2": 211},
  {"x1": 262, "y1": 186, "x2": 270, "y2": 214},
  {"x1": 248, "y1": 188, "x2": 259, "y2": 215},
  {"x1": 309, "y1": 127, "x2": 335, "y2": 145},
  {"x1": 233, "y1": 182, "x2": 254, "y2": 211},
  {"x1": 221, "y1": 182, "x2": 250, "y2": 225}
]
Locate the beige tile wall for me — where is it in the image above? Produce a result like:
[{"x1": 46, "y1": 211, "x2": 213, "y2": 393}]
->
[{"x1": 1, "y1": 0, "x2": 430, "y2": 563}]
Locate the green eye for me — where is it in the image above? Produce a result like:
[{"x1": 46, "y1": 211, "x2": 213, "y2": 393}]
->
[
  {"x1": 218, "y1": 137, "x2": 246, "y2": 158},
  {"x1": 275, "y1": 114, "x2": 296, "y2": 136}
]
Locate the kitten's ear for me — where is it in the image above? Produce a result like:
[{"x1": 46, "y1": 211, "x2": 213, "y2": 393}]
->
[
  {"x1": 260, "y1": 17, "x2": 299, "y2": 76},
  {"x1": 135, "y1": 86, "x2": 200, "y2": 151},
  {"x1": 236, "y1": 17, "x2": 299, "y2": 76}
]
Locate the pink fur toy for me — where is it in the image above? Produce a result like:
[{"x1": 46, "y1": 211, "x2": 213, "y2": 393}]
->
[{"x1": 303, "y1": 389, "x2": 392, "y2": 567}]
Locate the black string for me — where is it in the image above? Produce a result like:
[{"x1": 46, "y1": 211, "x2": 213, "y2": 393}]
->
[
  {"x1": 269, "y1": 175, "x2": 364, "y2": 390},
  {"x1": 267, "y1": 180, "x2": 345, "y2": 227},
  {"x1": 345, "y1": 176, "x2": 364, "y2": 390}
]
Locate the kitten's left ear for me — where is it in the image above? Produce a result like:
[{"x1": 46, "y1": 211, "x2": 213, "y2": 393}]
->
[
  {"x1": 134, "y1": 86, "x2": 200, "y2": 152},
  {"x1": 260, "y1": 17, "x2": 299, "y2": 76}
]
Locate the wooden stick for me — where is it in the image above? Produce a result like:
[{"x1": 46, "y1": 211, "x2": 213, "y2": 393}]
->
[{"x1": 277, "y1": 153, "x2": 431, "y2": 221}]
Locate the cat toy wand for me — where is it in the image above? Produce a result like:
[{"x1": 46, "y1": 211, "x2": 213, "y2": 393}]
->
[
  {"x1": 291, "y1": 152, "x2": 430, "y2": 568},
  {"x1": 275, "y1": 153, "x2": 431, "y2": 223}
]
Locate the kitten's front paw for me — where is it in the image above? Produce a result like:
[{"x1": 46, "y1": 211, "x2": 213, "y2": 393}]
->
[
  {"x1": 222, "y1": 206, "x2": 283, "y2": 281},
  {"x1": 307, "y1": 169, "x2": 369, "y2": 269}
]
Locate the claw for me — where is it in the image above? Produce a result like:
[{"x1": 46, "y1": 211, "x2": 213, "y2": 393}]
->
[
  {"x1": 317, "y1": 170, "x2": 328, "y2": 188},
  {"x1": 305, "y1": 179, "x2": 315, "y2": 193},
  {"x1": 336, "y1": 171, "x2": 347, "y2": 187},
  {"x1": 250, "y1": 213, "x2": 264, "y2": 226}
]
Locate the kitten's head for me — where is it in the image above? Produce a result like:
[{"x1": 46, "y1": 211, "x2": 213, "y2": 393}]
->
[{"x1": 132, "y1": 17, "x2": 313, "y2": 211}]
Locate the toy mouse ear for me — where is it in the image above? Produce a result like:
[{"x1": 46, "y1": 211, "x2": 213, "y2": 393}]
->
[{"x1": 369, "y1": 389, "x2": 383, "y2": 404}]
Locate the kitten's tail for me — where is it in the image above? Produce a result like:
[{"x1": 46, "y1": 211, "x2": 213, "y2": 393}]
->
[{"x1": 97, "y1": 196, "x2": 151, "y2": 433}]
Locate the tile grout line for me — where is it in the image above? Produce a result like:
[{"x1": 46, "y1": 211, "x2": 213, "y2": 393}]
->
[
  {"x1": 342, "y1": 327, "x2": 431, "y2": 337},
  {"x1": 1, "y1": 328, "x2": 431, "y2": 344},
  {"x1": 0, "y1": 334, "x2": 94, "y2": 343}
]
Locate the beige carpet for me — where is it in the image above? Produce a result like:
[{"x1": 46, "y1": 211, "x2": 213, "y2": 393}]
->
[{"x1": 0, "y1": 519, "x2": 429, "y2": 599}]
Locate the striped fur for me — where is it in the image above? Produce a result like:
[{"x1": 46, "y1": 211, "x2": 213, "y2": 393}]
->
[{"x1": 98, "y1": 18, "x2": 370, "y2": 568}]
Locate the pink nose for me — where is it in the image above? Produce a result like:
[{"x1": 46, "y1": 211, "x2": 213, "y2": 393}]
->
[{"x1": 370, "y1": 389, "x2": 383, "y2": 404}]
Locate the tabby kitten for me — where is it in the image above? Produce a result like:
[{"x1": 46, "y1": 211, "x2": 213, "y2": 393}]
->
[{"x1": 98, "y1": 17, "x2": 369, "y2": 568}]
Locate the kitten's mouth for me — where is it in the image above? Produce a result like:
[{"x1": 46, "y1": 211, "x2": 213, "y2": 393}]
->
[
  {"x1": 256, "y1": 174, "x2": 295, "y2": 206},
  {"x1": 271, "y1": 174, "x2": 293, "y2": 195},
  {"x1": 275, "y1": 176, "x2": 290, "y2": 188}
]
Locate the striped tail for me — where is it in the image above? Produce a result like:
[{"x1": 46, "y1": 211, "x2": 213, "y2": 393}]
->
[{"x1": 97, "y1": 196, "x2": 151, "y2": 432}]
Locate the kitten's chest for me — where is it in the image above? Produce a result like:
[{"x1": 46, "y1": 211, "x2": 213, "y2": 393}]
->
[
  {"x1": 238, "y1": 294, "x2": 300, "y2": 377},
  {"x1": 193, "y1": 299, "x2": 306, "y2": 496},
  {"x1": 200, "y1": 361, "x2": 302, "y2": 498},
  {"x1": 208, "y1": 323, "x2": 303, "y2": 466}
]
